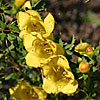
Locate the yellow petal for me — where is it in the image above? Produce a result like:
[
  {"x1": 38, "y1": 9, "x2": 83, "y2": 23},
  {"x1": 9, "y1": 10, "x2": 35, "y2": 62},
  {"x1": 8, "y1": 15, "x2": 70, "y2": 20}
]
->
[
  {"x1": 31, "y1": 32, "x2": 44, "y2": 40},
  {"x1": 56, "y1": 43, "x2": 65, "y2": 55},
  {"x1": 23, "y1": 34, "x2": 36, "y2": 51},
  {"x1": 26, "y1": 10, "x2": 41, "y2": 20},
  {"x1": 61, "y1": 80, "x2": 78, "y2": 95},
  {"x1": 15, "y1": 0, "x2": 26, "y2": 8},
  {"x1": 75, "y1": 42, "x2": 91, "y2": 53},
  {"x1": 25, "y1": 52, "x2": 43, "y2": 68},
  {"x1": 27, "y1": 20, "x2": 46, "y2": 35},
  {"x1": 47, "y1": 33, "x2": 54, "y2": 40},
  {"x1": 17, "y1": 12, "x2": 30, "y2": 30},
  {"x1": 44, "y1": 13, "x2": 55, "y2": 36},
  {"x1": 19, "y1": 30, "x2": 29, "y2": 39},
  {"x1": 22, "y1": 1, "x2": 32, "y2": 9},
  {"x1": 57, "y1": 55, "x2": 70, "y2": 69},
  {"x1": 33, "y1": 86, "x2": 47, "y2": 99},
  {"x1": 43, "y1": 78, "x2": 58, "y2": 94}
]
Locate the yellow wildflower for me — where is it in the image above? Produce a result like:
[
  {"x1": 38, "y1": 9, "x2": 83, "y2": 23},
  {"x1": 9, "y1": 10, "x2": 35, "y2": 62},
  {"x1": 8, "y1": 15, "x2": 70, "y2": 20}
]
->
[
  {"x1": 9, "y1": 81, "x2": 47, "y2": 100},
  {"x1": 41, "y1": 55, "x2": 78, "y2": 95},
  {"x1": 25, "y1": 39, "x2": 64, "y2": 68},
  {"x1": 17, "y1": 10, "x2": 55, "y2": 40}
]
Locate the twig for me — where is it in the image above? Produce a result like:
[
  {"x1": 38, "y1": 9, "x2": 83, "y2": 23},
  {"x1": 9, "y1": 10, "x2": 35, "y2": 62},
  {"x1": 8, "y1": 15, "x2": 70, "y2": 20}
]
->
[
  {"x1": 5, "y1": 40, "x2": 23, "y2": 70},
  {"x1": 9, "y1": 54, "x2": 23, "y2": 70},
  {"x1": 0, "y1": 27, "x2": 19, "y2": 33}
]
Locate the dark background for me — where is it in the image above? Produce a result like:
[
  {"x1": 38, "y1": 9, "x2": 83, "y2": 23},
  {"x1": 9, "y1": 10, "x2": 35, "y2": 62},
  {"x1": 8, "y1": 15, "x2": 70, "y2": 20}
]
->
[{"x1": 45, "y1": 0, "x2": 100, "y2": 45}]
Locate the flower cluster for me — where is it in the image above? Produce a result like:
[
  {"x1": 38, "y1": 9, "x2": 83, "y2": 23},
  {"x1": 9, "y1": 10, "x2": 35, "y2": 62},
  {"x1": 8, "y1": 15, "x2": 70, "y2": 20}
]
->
[{"x1": 11, "y1": 9, "x2": 78, "y2": 98}]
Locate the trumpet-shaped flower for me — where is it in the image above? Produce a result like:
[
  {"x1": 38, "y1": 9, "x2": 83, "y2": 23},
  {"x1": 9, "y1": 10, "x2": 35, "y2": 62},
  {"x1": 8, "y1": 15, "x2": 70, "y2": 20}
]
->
[
  {"x1": 9, "y1": 81, "x2": 47, "y2": 100},
  {"x1": 74, "y1": 42, "x2": 91, "y2": 54},
  {"x1": 41, "y1": 55, "x2": 78, "y2": 95},
  {"x1": 17, "y1": 10, "x2": 55, "y2": 40},
  {"x1": 25, "y1": 39, "x2": 64, "y2": 68}
]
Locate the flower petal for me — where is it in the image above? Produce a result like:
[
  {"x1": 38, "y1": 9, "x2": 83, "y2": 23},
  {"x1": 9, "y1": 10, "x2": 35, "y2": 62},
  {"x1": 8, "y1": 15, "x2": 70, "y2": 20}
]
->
[
  {"x1": 26, "y1": 10, "x2": 41, "y2": 20},
  {"x1": 44, "y1": 13, "x2": 55, "y2": 36},
  {"x1": 25, "y1": 52, "x2": 43, "y2": 68},
  {"x1": 17, "y1": 12, "x2": 30, "y2": 30},
  {"x1": 19, "y1": 30, "x2": 29, "y2": 39},
  {"x1": 23, "y1": 34, "x2": 36, "y2": 51}
]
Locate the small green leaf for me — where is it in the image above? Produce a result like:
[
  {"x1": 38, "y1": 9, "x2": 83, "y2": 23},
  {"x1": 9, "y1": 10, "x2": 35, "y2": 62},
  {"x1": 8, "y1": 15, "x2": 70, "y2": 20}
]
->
[
  {"x1": 0, "y1": 53, "x2": 3, "y2": 58},
  {"x1": 96, "y1": 57, "x2": 100, "y2": 62},
  {"x1": 7, "y1": 34, "x2": 16, "y2": 41},
  {"x1": 0, "y1": 20, "x2": 5, "y2": 29},
  {"x1": 64, "y1": 35, "x2": 75, "y2": 50},
  {"x1": 66, "y1": 50, "x2": 73, "y2": 55},
  {"x1": 92, "y1": 67, "x2": 98, "y2": 72},
  {"x1": 92, "y1": 93, "x2": 96, "y2": 97},
  {"x1": 89, "y1": 60, "x2": 95, "y2": 65},
  {"x1": 4, "y1": 73, "x2": 14, "y2": 80},
  {"x1": 0, "y1": 33, "x2": 6, "y2": 40},
  {"x1": 82, "y1": 74, "x2": 88, "y2": 80},
  {"x1": 59, "y1": 38, "x2": 63, "y2": 47},
  {"x1": 65, "y1": 44, "x2": 71, "y2": 49}
]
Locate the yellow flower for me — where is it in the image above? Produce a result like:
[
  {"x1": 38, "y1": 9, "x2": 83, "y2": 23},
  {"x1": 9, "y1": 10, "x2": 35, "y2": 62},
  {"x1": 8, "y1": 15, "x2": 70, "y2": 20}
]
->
[
  {"x1": 17, "y1": 10, "x2": 55, "y2": 40},
  {"x1": 25, "y1": 39, "x2": 64, "y2": 68},
  {"x1": 41, "y1": 55, "x2": 78, "y2": 95},
  {"x1": 74, "y1": 42, "x2": 91, "y2": 54},
  {"x1": 9, "y1": 81, "x2": 47, "y2": 100}
]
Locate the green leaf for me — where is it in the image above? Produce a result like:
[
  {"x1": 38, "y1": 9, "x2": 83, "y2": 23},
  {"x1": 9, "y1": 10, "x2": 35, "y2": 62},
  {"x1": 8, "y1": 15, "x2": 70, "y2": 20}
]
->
[
  {"x1": 7, "y1": 34, "x2": 16, "y2": 41},
  {"x1": 96, "y1": 57, "x2": 100, "y2": 62},
  {"x1": 92, "y1": 67, "x2": 98, "y2": 72},
  {"x1": 76, "y1": 68, "x2": 80, "y2": 73},
  {"x1": 0, "y1": 20, "x2": 5, "y2": 29},
  {"x1": 64, "y1": 35, "x2": 75, "y2": 50},
  {"x1": 0, "y1": 33, "x2": 6, "y2": 40},
  {"x1": 89, "y1": 60, "x2": 95, "y2": 65},
  {"x1": 8, "y1": 43, "x2": 14, "y2": 50},
  {"x1": 30, "y1": 0, "x2": 34, "y2": 7},
  {"x1": 32, "y1": 0, "x2": 45, "y2": 11},
  {"x1": 0, "y1": 53, "x2": 3, "y2": 58},
  {"x1": 59, "y1": 38, "x2": 63, "y2": 47},
  {"x1": 92, "y1": 93, "x2": 96, "y2": 97},
  {"x1": 66, "y1": 50, "x2": 73, "y2": 55},
  {"x1": 4, "y1": 73, "x2": 14, "y2": 80},
  {"x1": 82, "y1": 74, "x2": 88, "y2": 80},
  {"x1": 64, "y1": 44, "x2": 71, "y2": 49}
]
